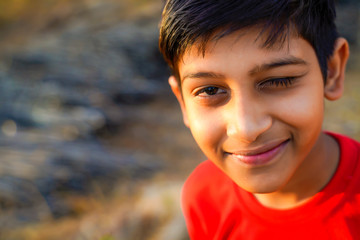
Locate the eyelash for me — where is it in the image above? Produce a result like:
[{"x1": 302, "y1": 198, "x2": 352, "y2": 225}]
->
[
  {"x1": 258, "y1": 77, "x2": 296, "y2": 90},
  {"x1": 194, "y1": 86, "x2": 226, "y2": 97}
]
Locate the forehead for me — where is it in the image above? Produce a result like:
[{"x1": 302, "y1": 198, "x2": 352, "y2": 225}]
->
[{"x1": 178, "y1": 28, "x2": 315, "y2": 78}]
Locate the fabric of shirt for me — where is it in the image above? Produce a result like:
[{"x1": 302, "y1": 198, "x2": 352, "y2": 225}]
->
[{"x1": 181, "y1": 133, "x2": 360, "y2": 240}]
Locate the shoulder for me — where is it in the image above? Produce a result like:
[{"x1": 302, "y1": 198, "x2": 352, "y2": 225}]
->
[
  {"x1": 328, "y1": 132, "x2": 360, "y2": 195},
  {"x1": 181, "y1": 160, "x2": 240, "y2": 238},
  {"x1": 327, "y1": 132, "x2": 360, "y2": 158},
  {"x1": 182, "y1": 160, "x2": 233, "y2": 203},
  {"x1": 331, "y1": 133, "x2": 360, "y2": 232},
  {"x1": 181, "y1": 160, "x2": 238, "y2": 214},
  {"x1": 184, "y1": 160, "x2": 224, "y2": 186}
]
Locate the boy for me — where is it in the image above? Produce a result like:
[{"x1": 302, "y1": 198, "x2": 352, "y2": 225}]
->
[{"x1": 159, "y1": 0, "x2": 360, "y2": 239}]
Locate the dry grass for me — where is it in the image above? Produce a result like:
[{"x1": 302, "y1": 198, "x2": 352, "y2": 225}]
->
[{"x1": 1, "y1": 180, "x2": 186, "y2": 240}]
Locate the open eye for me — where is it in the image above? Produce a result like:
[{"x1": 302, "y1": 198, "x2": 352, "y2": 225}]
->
[
  {"x1": 258, "y1": 77, "x2": 296, "y2": 90},
  {"x1": 195, "y1": 86, "x2": 227, "y2": 97}
]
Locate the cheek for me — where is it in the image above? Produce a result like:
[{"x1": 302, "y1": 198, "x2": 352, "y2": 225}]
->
[
  {"x1": 271, "y1": 84, "x2": 325, "y2": 156},
  {"x1": 187, "y1": 108, "x2": 225, "y2": 156},
  {"x1": 272, "y1": 85, "x2": 325, "y2": 130}
]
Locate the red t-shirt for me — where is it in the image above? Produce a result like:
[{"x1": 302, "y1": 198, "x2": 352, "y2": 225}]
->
[{"x1": 182, "y1": 133, "x2": 360, "y2": 239}]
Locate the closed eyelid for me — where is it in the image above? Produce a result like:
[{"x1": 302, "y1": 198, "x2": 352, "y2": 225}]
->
[
  {"x1": 257, "y1": 77, "x2": 298, "y2": 90},
  {"x1": 258, "y1": 71, "x2": 308, "y2": 84}
]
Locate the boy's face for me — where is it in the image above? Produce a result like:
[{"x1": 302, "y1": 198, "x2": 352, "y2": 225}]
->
[{"x1": 170, "y1": 28, "x2": 346, "y2": 193}]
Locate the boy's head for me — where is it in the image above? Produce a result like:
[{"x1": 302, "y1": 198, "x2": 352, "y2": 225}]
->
[
  {"x1": 159, "y1": 0, "x2": 338, "y2": 82},
  {"x1": 159, "y1": 0, "x2": 349, "y2": 197}
]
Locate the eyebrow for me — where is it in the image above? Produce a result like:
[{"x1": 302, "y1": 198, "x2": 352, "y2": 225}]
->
[
  {"x1": 182, "y1": 72, "x2": 226, "y2": 82},
  {"x1": 248, "y1": 56, "x2": 308, "y2": 75},
  {"x1": 181, "y1": 56, "x2": 308, "y2": 82}
]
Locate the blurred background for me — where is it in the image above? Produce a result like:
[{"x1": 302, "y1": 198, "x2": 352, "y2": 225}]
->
[{"x1": 0, "y1": 0, "x2": 358, "y2": 239}]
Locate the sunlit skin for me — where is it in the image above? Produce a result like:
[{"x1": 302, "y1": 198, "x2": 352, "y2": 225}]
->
[{"x1": 169, "y1": 28, "x2": 349, "y2": 209}]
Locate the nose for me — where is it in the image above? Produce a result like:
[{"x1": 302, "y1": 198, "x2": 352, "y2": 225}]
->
[{"x1": 226, "y1": 93, "x2": 272, "y2": 143}]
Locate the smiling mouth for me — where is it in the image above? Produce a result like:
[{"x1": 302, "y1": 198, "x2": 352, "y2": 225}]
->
[{"x1": 228, "y1": 139, "x2": 290, "y2": 167}]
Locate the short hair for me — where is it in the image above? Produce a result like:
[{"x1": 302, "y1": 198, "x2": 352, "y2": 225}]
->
[{"x1": 159, "y1": 0, "x2": 339, "y2": 82}]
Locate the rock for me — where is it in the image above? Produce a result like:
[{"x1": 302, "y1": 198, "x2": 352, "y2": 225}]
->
[
  {"x1": 10, "y1": 53, "x2": 49, "y2": 70},
  {"x1": 112, "y1": 87, "x2": 156, "y2": 105},
  {"x1": 0, "y1": 105, "x2": 37, "y2": 128},
  {"x1": 42, "y1": 73, "x2": 87, "y2": 88},
  {"x1": 0, "y1": 0, "x2": 174, "y2": 237},
  {"x1": 0, "y1": 131, "x2": 163, "y2": 226}
]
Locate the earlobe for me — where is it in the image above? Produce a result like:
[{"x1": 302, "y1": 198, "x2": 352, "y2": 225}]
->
[
  {"x1": 324, "y1": 37, "x2": 349, "y2": 101},
  {"x1": 168, "y1": 76, "x2": 190, "y2": 127}
]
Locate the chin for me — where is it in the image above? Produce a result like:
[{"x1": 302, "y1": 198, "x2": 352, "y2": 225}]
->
[
  {"x1": 234, "y1": 178, "x2": 284, "y2": 194},
  {"x1": 245, "y1": 186, "x2": 280, "y2": 194}
]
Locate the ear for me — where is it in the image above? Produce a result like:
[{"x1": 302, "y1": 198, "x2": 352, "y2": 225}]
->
[
  {"x1": 324, "y1": 37, "x2": 349, "y2": 101},
  {"x1": 168, "y1": 76, "x2": 190, "y2": 127}
]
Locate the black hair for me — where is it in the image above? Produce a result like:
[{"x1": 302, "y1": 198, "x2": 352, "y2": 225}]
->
[{"x1": 159, "y1": 0, "x2": 339, "y2": 82}]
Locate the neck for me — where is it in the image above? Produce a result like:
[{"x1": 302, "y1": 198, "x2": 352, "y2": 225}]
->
[{"x1": 253, "y1": 133, "x2": 340, "y2": 209}]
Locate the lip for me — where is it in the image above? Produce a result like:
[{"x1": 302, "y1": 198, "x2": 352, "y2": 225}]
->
[{"x1": 228, "y1": 139, "x2": 290, "y2": 167}]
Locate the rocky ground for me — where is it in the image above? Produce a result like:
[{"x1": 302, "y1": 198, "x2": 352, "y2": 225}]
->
[
  {"x1": 0, "y1": 0, "x2": 202, "y2": 239},
  {"x1": 0, "y1": 1, "x2": 358, "y2": 240}
]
